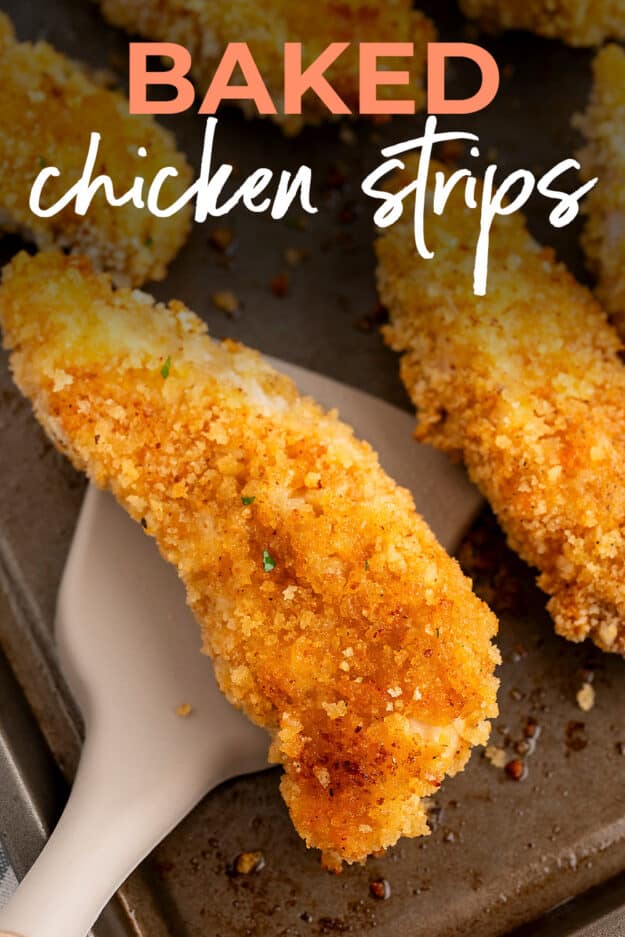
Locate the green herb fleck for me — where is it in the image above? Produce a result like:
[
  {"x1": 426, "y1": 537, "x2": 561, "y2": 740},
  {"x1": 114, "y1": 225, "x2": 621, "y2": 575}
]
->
[
  {"x1": 38, "y1": 156, "x2": 46, "y2": 168},
  {"x1": 435, "y1": 627, "x2": 441, "y2": 638},
  {"x1": 144, "y1": 235, "x2": 154, "y2": 247},
  {"x1": 160, "y1": 356, "x2": 172, "y2": 380},
  {"x1": 262, "y1": 549, "x2": 276, "y2": 573},
  {"x1": 364, "y1": 559, "x2": 369, "y2": 571},
  {"x1": 242, "y1": 495, "x2": 255, "y2": 506}
]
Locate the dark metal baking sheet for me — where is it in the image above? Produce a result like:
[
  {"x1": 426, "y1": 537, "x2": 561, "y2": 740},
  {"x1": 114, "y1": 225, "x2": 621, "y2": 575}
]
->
[{"x1": 1, "y1": 1, "x2": 625, "y2": 935}]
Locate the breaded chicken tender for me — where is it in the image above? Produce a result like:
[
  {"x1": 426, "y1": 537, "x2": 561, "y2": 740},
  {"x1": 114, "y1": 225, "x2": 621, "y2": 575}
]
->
[
  {"x1": 459, "y1": 0, "x2": 625, "y2": 46},
  {"x1": 576, "y1": 45, "x2": 625, "y2": 337},
  {"x1": 96, "y1": 0, "x2": 435, "y2": 134},
  {"x1": 0, "y1": 13, "x2": 191, "y2": 285},
  {"x1": 377, "y1": 159, "x2": 625, "y2": 656},
  {"x1": 0, "y1": 250, "x2": 499, "y2": 869}
]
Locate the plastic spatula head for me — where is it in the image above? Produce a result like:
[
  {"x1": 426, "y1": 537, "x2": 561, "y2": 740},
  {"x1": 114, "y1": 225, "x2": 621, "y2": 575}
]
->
[{"x1": 0, "y1": 359, "x2": 482, "y2": 937}]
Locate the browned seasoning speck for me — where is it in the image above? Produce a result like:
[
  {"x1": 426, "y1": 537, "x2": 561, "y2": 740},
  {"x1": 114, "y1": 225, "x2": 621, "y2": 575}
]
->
[
  {"x1": 524, "y1": 717, "x2": 539, "y2": 739},
  {"x1": 208, "y1": 227, "x2": 234, "y2": 253},
  {"x1": 270, "y1": 273, "x2": 290, "y2": 297},
  {"x1": 565, "y1": 721, "x2": 588, "y2": 752},
  {"x1": 505, "y1": 758, "x2": 526, "y2": 781},
  {"x1": 369, "y1": 878, "x2": 391, "y2": 900}
]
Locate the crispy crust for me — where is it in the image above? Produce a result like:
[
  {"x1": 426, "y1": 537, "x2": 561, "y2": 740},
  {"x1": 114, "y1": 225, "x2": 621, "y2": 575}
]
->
[
  {"x1": 576, "y1": 45, "x2": 625, "y2": 337},
  {"x1": 459, "y1": 0, "x2": 625, "y2": 46},
  {"x1": 0, "y1": 250, "x2": 499, "y2": 868},
  {"x1": 0, "y1": 12, "x2": 192, "y2": 286},
  {"x1": 96, "y1": 0, "x2": 435, "y2": 134},
  {"x1": 377, "y1": 158, "x2": 625, "y2": 655}
]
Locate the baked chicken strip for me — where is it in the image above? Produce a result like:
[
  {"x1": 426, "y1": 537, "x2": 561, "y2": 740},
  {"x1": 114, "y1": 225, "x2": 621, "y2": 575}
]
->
[
  {"x1": 459, "y1": 0, "x2": 625, "y2": 46},
  {"x1": 377, "y1": 159, "x2": 625, "y2": 655},
  {"x1": 0, "y1": 250, "x2": 499, "y2": 869},
  {"x1": 0, "y1": 12, "x2": 192, "y2": 286},
  {"x1": 576, "y1": 45, "x2": 625, "y2": 338},
  {"x1": 96, "y1": 0, "x2": 435, "y2": 134}
]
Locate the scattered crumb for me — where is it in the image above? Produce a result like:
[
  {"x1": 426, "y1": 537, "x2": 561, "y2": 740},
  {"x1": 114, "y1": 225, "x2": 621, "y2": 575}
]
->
[
  {"x1": 339, "y1": 124, "x2": 357, "y2": 146},
  {"x1": 233, "y1": 851, "x2": 265, "y2": 875},
  {"x1": 208, "y1": 227, "x2": 234, "y2": 252},
  {"x1": 176, "y1": 703, "x2": 193, "y2": 718},
  {"x1": 577, "y1": 682, "x2": 595, "y2": 712},
  {"x1": 211, "y1": 290, "x2": 239, "y2": 316},
  {"x1": 485, "y1": 745, "x2": 506, "y2": 769},
  {"x1": 284, "y1": 247, "x2": 308, "y2": 267}
]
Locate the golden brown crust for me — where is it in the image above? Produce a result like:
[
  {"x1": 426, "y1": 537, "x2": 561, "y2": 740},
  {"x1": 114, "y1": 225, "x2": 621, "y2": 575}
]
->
[
  {"x1": 460, "y1": 0, "x2": 625, "y2": 46},
  {"x1": 97, "y1": 0, "x2": 435, "y2": 134},
  {"x1": 377, "y1": 158, "x2": 625, "y2": 656},
  {"x1": 0, "y1": 250, "x2": 499, "y2": 868},
  {"x1": 0, "y1": 12, "x2": 192, "y2": 285},
  {"x1": 576, "y1": 45, "x2": 625, "y2": 337}
]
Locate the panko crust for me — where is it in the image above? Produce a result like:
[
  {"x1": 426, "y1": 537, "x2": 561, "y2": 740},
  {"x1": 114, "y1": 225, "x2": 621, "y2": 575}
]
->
[
  {"x1": 576, "y1": 45, "x2": 625, "y2": 338},
  {"x1": 0, "y1": 12, "x2": 192, "y2": 286},
  {"x1": 0, "y1": 251, "x2": 499, "y2": 868},
  {"x1": 377, "y1": 158, "x2": 625, "y2": 656},
  {"x1": 96, "y1": 0, "x2": 435, "y2": 134},
  {"x1": 460, "y1": 0, "x2": 625, "y2": 46}
]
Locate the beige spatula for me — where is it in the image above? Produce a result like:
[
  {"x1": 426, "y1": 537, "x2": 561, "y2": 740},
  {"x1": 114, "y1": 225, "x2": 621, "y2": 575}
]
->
[{"x1": 0, "y1": 358, "x2": 482, "y2": 937}]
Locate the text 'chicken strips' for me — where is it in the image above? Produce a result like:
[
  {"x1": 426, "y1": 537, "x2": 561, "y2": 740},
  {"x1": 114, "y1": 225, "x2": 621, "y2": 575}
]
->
[
  {"x1": 459, "y1": 0, "x2": 625, "y2": 46},
  {"x1": 0, "y1": 251, "x2": 499, "y2": 869},
  {"x1": 378, "y1": 159, "x2": 625, "y2": 656},
  {"x1": 0, "y1": 12, "x2": 191, "y2": 286}
]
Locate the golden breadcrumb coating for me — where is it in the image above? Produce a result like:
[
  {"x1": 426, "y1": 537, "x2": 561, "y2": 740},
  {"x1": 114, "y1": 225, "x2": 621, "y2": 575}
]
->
[
  {"x1": 0, "y1": 250, "x2": 498, "y2": 869},
  {"x1": 377, "y1": 158, "x2": 625, "y2": 656},
  {"x1": 459, "y1": 0, "x2": 625, "y2": 45},
  {"x1": 0, "y1": 12, "x2": 191, "y2": 286},
  {"x1": 576, "y1": 45, "x2": 625, "y2": 337},
  {"x1": 96, "y1": 0, "x2": 435, "y2": 134}
]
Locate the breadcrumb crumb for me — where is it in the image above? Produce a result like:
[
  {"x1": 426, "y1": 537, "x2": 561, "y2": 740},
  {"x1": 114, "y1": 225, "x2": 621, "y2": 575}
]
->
[
  {"x1": 212, "y1": 290, "x2": 239, "y2": 316},
  {"x1": 577, "y1": 683, "x2": 595, "y2": 712},
  {"x1": 0, "y1": 250, "x2": 499, "y2": 868},
  {"x1": 485, "y1": 745, "x2": 506, "y2": 769}
]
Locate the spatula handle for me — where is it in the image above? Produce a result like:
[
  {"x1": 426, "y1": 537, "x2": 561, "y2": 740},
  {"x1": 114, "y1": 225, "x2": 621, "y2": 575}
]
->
[
  {"x1": 0, "y1": 719, "x2": 221, "y2": 937},
  {"x1": 0, "y1": 730, "x2": 138, "y2": 937}
]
